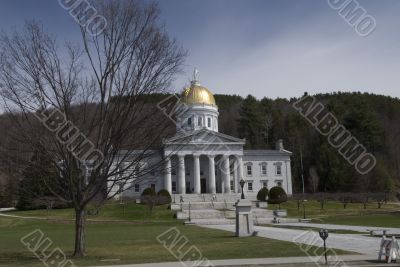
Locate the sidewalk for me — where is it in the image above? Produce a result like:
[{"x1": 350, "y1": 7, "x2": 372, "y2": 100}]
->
[
  {"x1": 279, "y1": 222, "x2": 400, "y2": 235},
  {"x1": 202, "y1": 224, "x2": 381, "y2": 255},
  {"x1": 91, "y1": 255, "x2": 385, "y2": 267},
  {"x1": 0, "y1": 207, "x2": 16, "y2": 212}
]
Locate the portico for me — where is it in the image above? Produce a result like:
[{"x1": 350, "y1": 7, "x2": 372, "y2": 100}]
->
[{"x1": 163, "y1": 151, "x2": 244, "y2": 195}]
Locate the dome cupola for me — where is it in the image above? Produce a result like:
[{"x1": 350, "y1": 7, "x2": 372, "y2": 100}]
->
[
  {"x1": 181, "y1": 75, "x2": 216, "y2": 106},
  {"x1": 176, "y1": 69, "x2": 219, "y2": 133}
]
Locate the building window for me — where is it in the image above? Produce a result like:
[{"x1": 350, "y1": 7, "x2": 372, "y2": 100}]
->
[
  {"x1": 261, "y1": 164, "x2": 267, "y2": 176},
  {"x1": 118, "y1": 183, "x2": 124, "y2": 192},
  {"x1": 134, "y1": 165, "x2": 140, "y2": 176},
  {"x1": 198, "y1": 117, "x2": 202, "y2": 126},
  {"x1": 171, "y1": 168, "x2": 176, "y2": 176},
  {"x1": 188, "y1": 117, "x2": 192, "y2": 126},
  {"x1": 276, "y1": 164, "x2": 282, "y2": 176},
  {"x1": 230, "y1": 180, "x2": 234, "y2": 191},
  {"x1": 277, "y1": 181, "x2": 282, "y2": 187},
  {"x1": 248, "y1": 182, "x2": 253, "y2": 191},
  {"x1": 134, "y1": 184, "x2": 140, "y2": 193},
  {"x1": 186, "y1": 169, "x2": 190, "y2": 176},
  {"x1": 247, "y1": 165, "x2": 252, "y2": 176},
  {"x1": 172, "y1": 181, "x2": 177, "y2": 192},
  {"x1": 207, "y1": 117, "x2": 211, "y2": 127},
  {"x1": 262, "y1": 181, "x2": 268, "y2": 188},
  {"x1": 200, "y1": 170, "x2": 204, "y2": 175}
]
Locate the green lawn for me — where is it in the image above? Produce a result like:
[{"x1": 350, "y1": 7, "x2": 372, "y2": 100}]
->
[
  {"x1": 5, "y1": 202, "x2": 176, "y2": 222},
  {"x1": 316, "y1": 214, "x2": 400, "y2": 228},
  {"x1": 0, "y1": 202, "x2": 349, "y2": 266},
  {"x1": 266, "y1": 225, "x2": 364, "y2": 234},
  {"x1": 268, "y1": 200, "x2": 400, "y2": 227}
]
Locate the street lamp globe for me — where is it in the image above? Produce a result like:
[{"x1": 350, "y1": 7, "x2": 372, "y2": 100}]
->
[{"x1": 239, "y1": 179, "x2": 246, "y2": 199}]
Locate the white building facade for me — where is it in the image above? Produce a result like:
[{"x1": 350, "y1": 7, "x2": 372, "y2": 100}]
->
[{"x1": 110, "y1": 74, "x2": 293, "y2": 198}]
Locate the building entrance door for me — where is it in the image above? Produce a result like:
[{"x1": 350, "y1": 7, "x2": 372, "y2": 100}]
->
[
  {"x1": 186, "y1": 182, "x2": 191, "y2": 194},
  {"x1": 200, "y1": 178, "x2": 207, "y2": 193}
]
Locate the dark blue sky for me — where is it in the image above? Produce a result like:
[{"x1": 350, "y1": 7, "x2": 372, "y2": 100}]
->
[{"x1": 1, "y1": 0, "x2": 399, "y2": 98}]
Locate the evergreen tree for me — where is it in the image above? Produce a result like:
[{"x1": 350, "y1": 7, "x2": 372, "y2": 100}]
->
[
  {"x1": 17, "y1": 148, "x2": 58, "y2": 210},
  {"x1": 238, "y1": 95, "x2": 264, "y2": 148}
]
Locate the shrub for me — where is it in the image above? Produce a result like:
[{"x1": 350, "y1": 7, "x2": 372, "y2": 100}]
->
[
  {"x1": 141, "y1": 187, "x2": 156, "y2": 196},
  {"x1": 141, "y1": 187, "x2": 157, "y2": 213},
  {"x1": 267, "y1": 186, "x2": 287, "y2": 209},
  {"x1": 157, "y1": 189, "x2": 172, "y2": 205},
  {"x1": 257, "y1": 187, "x2": 269, "y2": 202}
]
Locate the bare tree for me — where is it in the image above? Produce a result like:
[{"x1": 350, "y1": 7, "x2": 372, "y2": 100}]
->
[
  {"x1": 338, "y1": 193, "x2": 351, "y2": 209},
  {"x1": 316, "y1": 193, "x2": 326, "y2": 210},
  {"x1": 0, "y1": 0, "x2": 185, "y2": 257}
]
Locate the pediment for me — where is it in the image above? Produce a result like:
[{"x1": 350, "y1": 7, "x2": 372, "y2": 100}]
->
[{"x1": 164, "y1": 129, "x2": 245, "y2": 145}]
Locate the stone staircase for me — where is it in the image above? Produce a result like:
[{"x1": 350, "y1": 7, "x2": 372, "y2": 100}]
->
[
  {"x1": 172, "y1": 193, "x2": 247, "y2": 203},
  {"x1": 173, "y1": 193, "x2": 274, "y2": 225}
]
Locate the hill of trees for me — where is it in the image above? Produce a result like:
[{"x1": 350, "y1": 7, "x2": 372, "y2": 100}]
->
[
  {"x1": 214, "y1": 92, "x2": 399, "y2": 195},
  {"x1": 1, "y1": 91, "x2": 399, "y2": 207}
]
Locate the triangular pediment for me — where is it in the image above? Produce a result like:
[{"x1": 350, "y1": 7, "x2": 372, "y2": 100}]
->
[{"x1": 164, "y1": 128, "x2": 245, "y2": 145}]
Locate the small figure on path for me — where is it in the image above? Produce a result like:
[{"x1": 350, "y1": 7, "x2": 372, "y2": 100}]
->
[{"x1": 272, "y1": 217, "x2": 280, "y2": 224}]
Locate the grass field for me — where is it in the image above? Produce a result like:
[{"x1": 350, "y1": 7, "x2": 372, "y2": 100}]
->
[
  {"x1": 0, "y1": 202, "x2": 348, "y2": 266},
  {"x1": 267, "y1": 200, "x2": 400, "y2": 227},
  {"x1": 266, "y1": 225, "x2": 365, "y2": 234},
  {"x1": 5, "y1": 202, "x2": 176, "y2": 222}
]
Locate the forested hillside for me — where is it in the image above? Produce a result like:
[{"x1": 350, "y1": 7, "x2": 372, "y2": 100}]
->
[
  {"x1": 214, "y1": 92, "x2": 399, "y2": 194},
  {"x1": 1, "y1": 92, "x2": 399, "y2": 206}
]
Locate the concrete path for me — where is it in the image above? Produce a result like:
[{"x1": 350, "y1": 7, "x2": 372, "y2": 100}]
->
[
  {"x1": 0, "y1": 207, "x2": 16, "y2": 212},
  {"x1": 278, "y1": 222, "x2": 400, "y2": 235},
  {"x1": 0, "y1": 212, "x2": 47, "y2": 220},
  {"x1": 201, "y1": 224, "x2": 382, "y2": 256},
  {"x1": 90, "y1": 255, "x2": 387, "y2": 267}
]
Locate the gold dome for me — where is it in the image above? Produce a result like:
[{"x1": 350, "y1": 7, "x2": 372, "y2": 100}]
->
[{"x1": 181, "y1": 83, "x2": 216, "y2": 106}]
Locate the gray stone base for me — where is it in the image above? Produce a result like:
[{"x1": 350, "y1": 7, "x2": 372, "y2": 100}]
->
[
  {"x1": 256, "y1": 202, "x2": 268, "y2": 208},
  {"x1": 235, "y1": 199, "x2": 255, "y2": 237}
]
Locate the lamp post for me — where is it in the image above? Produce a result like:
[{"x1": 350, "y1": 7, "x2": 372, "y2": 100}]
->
[
  {"x1": 302, "y1": 199, "x2": 307, "y2": 219},
  {"x1": 319, "y1": 229, "x2": 329, "y2": 265},
  {"x1": 240, "y1": 179, "x2": 246, "y2": 199},
  {"x1": 188, "y1": 202, "x2": 191, "y2": 222},
  {"x1": 300, "y1": 149, "x2": 305, "y2": 197}
]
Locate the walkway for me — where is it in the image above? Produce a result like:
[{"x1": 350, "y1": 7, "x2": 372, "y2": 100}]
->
[
  {"x1": 279, "y1": 222, "x2": 400, "y2": 235},
  {"x1": 0, "y1": 212, "x2": 47, "y2": 220},
  {"x1": 201, "y1": 224, "x2": 382, "y2": 255},
  {"x1": 91, "y1": 255, "x2": 391, "y2": 267}
]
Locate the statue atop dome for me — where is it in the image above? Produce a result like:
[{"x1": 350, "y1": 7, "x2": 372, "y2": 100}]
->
[
  {"x1": 191, "y1": 68, "x2": 200, "y2": 86},
  {"x1": 193, "y1": 68, "x2": 199, "y2": 81}
]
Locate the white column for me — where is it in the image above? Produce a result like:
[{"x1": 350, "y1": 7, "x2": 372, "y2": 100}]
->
[
  {"x1": 233, "y1": 158, "x2": 238, "y2": 193},
  {"x1": 178, "y1": 155, "x2": 186, "y2": 194},
  {"x1": 193, "y1": 154, "x2": 201, "y2": 194},
  {"x1": 208, "y1": 155, "x2": 216, "y2": 194},
  {"x1": 164, "y1": 158, "x2": 172, "y2": 194},
  {"x1": 285, "y1": 160, "x2": 293, "y2": 195},
  {"x1": 237, "y1": 155, "x2": 244, "y2": 193},
  {"x1": 223, "y1": 155, "x2": 231, "y2": 193}
]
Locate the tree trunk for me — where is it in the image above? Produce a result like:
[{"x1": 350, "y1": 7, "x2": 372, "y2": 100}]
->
[{"x1": 73, "y1": 208, "x2": 86, "y2": 257}]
